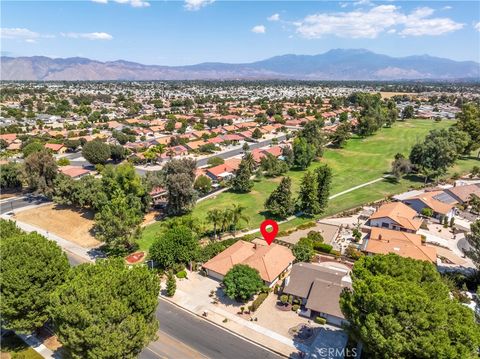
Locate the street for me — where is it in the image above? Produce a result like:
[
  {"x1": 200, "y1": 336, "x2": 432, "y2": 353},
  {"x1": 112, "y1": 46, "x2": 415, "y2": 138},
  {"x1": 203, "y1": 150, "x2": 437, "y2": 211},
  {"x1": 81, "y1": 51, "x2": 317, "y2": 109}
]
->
[
  {"x1": 140, "y1": 299, "x2": 283, "y2": 359},
  {"x1": 0, "y1": 195, "x2": 49, "y2": 215}
]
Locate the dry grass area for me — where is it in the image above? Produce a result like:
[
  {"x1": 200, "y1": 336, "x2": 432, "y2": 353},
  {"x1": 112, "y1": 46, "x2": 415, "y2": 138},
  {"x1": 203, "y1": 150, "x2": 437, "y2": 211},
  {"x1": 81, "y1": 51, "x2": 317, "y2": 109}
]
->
[
  {"x1": 379, "y1": 91, "x2": 416, "y2": 99},
  {"x1": 15, "y1": 204, "x2": 100, "y2": 248}
]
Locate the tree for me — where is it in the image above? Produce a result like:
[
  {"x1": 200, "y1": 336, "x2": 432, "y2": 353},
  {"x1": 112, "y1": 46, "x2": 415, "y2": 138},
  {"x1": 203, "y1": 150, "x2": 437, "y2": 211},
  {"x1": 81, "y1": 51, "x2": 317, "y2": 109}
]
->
[
  {"x1": 265, "y1": 176, "x2": 294, "y2": 219},
  {"x1": 281, "y1": 146, "x2": 294, "y2": 168},
  {"x1": 402, "y1": 105, "x2": 415, "y2": 119},
  {"x1": 50, "y1": 259, "x2": 159, "y2": 359},
  {"x1": 456, "y1": 103, "x2": 480, "y2": 155},
  {"x1": 231, "y1": 157, "x2": 253, "y2": 193},
  {"x1": 207, "y1": 209, "x2": 223, "y2": 239},
  {"x1": 94, "y1": 189, "x2": 143, "y2": 253},
  {"x1": 109, "y1": 144, "x2": 127, "y2": 162},
  {"x1": 0, "y1": 220, "x2": 69, "y2": 332},
  {"x1": 0, "y1": 162, "x2": 22, "y2": 190},
  {"x1": 22, "y1": 141, "x2": 43, "y2": 158},
  {"x1": 194, "y1": 174, "x2": 212, "y2": 195},
  {"x1": 466, "y1": 220, "x2": 480, "y2": 268},
  {"x1": 330, "y1": 122, "x2": 351, "y2": 148},
  {"x1": 252, "y1": 128, "x2": 262, "y2": 139},
  {"x1": 82, "y1": 140, "x2": 111, "y2": 165},
  {"x1": 242, "y1": 143, "x2": 250, "y2": 152},
  {"x1": 166, "y1": 271, "x2": 176, "y2": 297},
  {"x1": 164, "y1": 159, "x2": 197, "y2": 216},
  {"x1": 207, "y1": 156, "x2": 224, "y2": 167},
  {"x1": 315, "y1": 164, "x2": 332, "y2": 214},
  {"x1": 297, "y1": 120, "x2": 325, "y2": 156},
  {"x1": 293, "y1": 137, "x2": 315, "y2": 170},
  {"x1": 149, "y1": 225, "x2": 199, "y2": 269},
  {"x1": 340, "y1": 254, "x2": 480, "y2": 359},
  {"x1": 292, "y1": 237, "x2": 315, "y2": 263},
  {"x1": 391, "y1": 153, "x2": 412, "y2": 181},
  {"x1": 297, "y1": 171, "x2": 319, "y2": 216},
  {"x1": 22, "y1": 150, "x2": 57, "y2": 194},
  {"x1": 230, "y1": 204, "x2": 249, "y2": 236},
  {"x1": 260, "y1": 153, "x2": 288, "y2": 177},
  {"x1": 223, "y1": 264, "x2": 264, "y2": 301}
]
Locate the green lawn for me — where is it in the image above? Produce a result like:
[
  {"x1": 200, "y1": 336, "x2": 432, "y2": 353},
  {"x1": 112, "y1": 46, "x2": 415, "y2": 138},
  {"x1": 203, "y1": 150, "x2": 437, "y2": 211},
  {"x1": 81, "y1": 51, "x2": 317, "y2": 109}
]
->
[{"x1": 138, "y1": 119, "x2": 478, "y2": 251}]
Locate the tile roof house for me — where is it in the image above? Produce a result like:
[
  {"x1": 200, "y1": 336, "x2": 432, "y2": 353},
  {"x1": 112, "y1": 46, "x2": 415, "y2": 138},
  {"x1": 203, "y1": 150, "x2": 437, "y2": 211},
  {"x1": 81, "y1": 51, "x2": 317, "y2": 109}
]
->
[
  {"x1": 444, "y1": 184, "x2": 480, "y2": 204},
  {"x1": 203, "y1": 240, "x2": 294, "y2": 287},
  {"x1": 402, "y1": 190, "x2": 455, "y2": 220},
  {"x1": 44, "y1": 143, "x2": 66, "y2": 153},
  {"x1": 59, "y1": 165, "x2": 91, "y2": 179},
  {"x1": 367, "y1": 202, "x2": 422, "y2": 233},
  {"x1": 205, "y1": 158, "x2": 241, "y2": 182},
  {"x1": 283, "y1": 262, "x2": 352, "y2": 326},
  {"x1": 365, "y1": 227, "x2": 437, "y2": 263}
]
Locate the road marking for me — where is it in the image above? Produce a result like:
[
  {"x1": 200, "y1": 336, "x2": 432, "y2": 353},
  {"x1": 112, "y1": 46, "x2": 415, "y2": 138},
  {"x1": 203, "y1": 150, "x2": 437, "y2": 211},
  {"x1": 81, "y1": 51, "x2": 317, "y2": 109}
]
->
[{"x1": 144, "y1": 346, "x2": 168, "y2": 359}]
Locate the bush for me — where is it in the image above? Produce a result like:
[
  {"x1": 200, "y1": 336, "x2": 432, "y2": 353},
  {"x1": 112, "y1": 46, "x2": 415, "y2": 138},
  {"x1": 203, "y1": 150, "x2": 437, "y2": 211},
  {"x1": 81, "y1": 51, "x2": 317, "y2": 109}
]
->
[
  {"x1": 313, "y1": 242, "x2": 333, "y2": 253},
  {"x1": 280, "y1": 294, "x2": 288, "y2": 304},
  {"x1": 250, "y1": 292, "x2": 268, "y2": 312},
  {"x1": 274, "y1": 284, "x2": 279, "y2": 294},
  {"x1": 421, "y1": 208, "x2": 434, "y2": 217},
  {"x1": 176, "y1": 270, "x2": 187, "y2": 279},
  {"x1": 307, "y1": 231, "x2": 324, "y2": 242},
  {"x1": 297, "y1": 221, "x2": 316, "y2": 230},
  {"x1": 57, "y1": 157, "x2": 70, "y2": 166},
  {"x1": 292, "y1": 304, "x2": 300, "y2": 312},
  {"x1": 315, "y1": 316, "x2": 327, "y2": 325}
]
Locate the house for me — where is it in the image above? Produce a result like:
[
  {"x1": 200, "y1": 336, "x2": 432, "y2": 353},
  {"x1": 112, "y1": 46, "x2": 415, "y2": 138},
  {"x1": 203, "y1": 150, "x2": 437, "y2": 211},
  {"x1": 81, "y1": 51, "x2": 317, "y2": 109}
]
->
[
  {"x1": 402, "y1": 191, "x2": 455, "y2": 220},
  {"x1": 444, "y1": 184, "x2": 480, "y2": 205},
  {"x1": 283, "y1": 262, "x2": 352, "y2": 326},
  {"x1": 364, "y1": 227, "x2": 437, "y2": 263},
  {"x1": 44, "y1": 143, "x2": 67, "y2": 154},
  {"x1": 367, "y1": 202, "x2": 422, "y2": 233},
  {"x1": 203, "y1": 239, "x2": 294, "y2": 287},
  {"x1": 0, "y1": 133, "x2": 17, "y2": 144},
  {"x1": 206, "y1": 162, "x2": 238, "y2": 182},
  {"x1": 58, "y1": 166, "x2": 91, "y2": 179}
]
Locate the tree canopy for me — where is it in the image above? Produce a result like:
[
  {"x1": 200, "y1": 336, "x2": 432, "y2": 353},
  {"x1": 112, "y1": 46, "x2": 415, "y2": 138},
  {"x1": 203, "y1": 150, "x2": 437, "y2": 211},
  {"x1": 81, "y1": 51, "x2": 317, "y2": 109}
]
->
[
  {"x1": 82, "y1": 140, "x2": 111, "y2": 165},
  {"x1": 340, "y1": 254, "x2": 480, "y2": 359},
  {"x1": 264, "y1": 176, "x2": 294, "y2": 219},
  {"x1": 50, "y1": 259, "x2": 159, "y2": 359},
  {"x1": 223, "y1": 264, "x2": 264, "y2": 301}
]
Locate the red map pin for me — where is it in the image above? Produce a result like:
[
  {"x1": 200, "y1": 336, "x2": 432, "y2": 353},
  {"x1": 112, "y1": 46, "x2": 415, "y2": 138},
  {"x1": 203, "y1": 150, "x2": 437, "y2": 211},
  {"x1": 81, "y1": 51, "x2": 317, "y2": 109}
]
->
[{"x1": 260, "y1": 219, "x2": 279, "y2": 245}]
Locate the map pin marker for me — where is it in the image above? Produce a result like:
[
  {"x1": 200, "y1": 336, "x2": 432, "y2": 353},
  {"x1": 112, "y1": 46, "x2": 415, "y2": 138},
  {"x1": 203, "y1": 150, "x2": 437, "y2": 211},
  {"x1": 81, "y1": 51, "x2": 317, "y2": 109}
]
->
[{"x1": 260, "y1": 219, "x2": 278, "y2": 245}]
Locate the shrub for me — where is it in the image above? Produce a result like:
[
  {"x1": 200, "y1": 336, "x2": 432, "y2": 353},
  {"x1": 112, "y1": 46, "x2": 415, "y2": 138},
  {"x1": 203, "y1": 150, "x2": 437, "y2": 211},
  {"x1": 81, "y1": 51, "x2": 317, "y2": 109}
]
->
[
  {"x1": 176, "y1": 270, "x2": 187, "y2": 279},
  {"x1": 57, "y1": 157, "x2": 70, "y2": 166},
  {"x1": 315, "y1": 316, "x2": 327, "y2": 325},
  {"x1": 330, "y1": 249, "x2": 342, "y2": 257},
  {"x1": 313, "y1": 242, "x2": 333, "y2": 253},
  {"x1": 292, "y1": 304, "x2": 300, "y2": 312},
  {"x1": 421, "y1": 208, "x2": 433, "y2": 217},
  {"x1": 250, "y1": 292, "x2": 268, "y2": 312},
  {"x1": 274, "y1": 284, "x2": 279, "y2": 294},
  {"x1": 280, "y1": 294, "x2": 288, "y2": 304},
  {"x1": 307, "y1": 231, "x2": 324, "y2": 243},
  {"x1": 297, "y1": 221, "x2": 316, "y2": 230}
]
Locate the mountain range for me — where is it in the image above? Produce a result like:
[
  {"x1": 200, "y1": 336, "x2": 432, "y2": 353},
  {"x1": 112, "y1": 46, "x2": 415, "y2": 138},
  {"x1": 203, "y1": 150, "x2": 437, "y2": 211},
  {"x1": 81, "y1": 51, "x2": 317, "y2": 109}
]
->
[{"x1": 1, "y1": 49, "x2": 479, "y2": 81}]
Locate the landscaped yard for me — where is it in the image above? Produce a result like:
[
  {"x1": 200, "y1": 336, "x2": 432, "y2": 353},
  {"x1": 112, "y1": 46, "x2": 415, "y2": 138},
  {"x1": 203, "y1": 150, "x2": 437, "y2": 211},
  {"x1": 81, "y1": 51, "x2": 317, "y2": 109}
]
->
[
  {"x1": 0, "y1": 333, "x2": 43, "y2": 359},
  {"x1": 138, "y1": 119, "x2": 479, "y2": 251}
]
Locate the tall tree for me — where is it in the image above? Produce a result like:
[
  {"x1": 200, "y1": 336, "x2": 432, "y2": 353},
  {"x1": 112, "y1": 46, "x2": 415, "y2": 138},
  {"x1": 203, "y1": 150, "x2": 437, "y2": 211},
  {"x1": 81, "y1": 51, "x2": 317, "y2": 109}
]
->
[
  {"x1": 163, "y1": 159, "x2": 197, "y2": 215},
  {"x1": 293, "y1": 137, "x2": 315, "y2": 170},
  {"x1": 264, "y1": 176, "x2": 294, "y2": 219},
  {"x1": 230, "y1": 204, "x2": 249, "y2": 236},
  {"x1": 0, "y1": 220, "x2": 69, "y2": 333},
  {"x1": 0, "y1": 162, "x2": 22, "y2": 190},
  {"x1": 22, "y1": 149, "x2": 58, "y2": 195},
  {"x1": 402, "y1": 105, "x2": 415, "y2": 119},
  {"x1": 231, "y1": 157, "x2": 254, "y2": 193},
  {"x1": 466, "y1": 219, "x2": 480, "y2": 268},
  {"x1": 82, "y1": 139, "x2": 111, "y2": 165},
  {"x1": 330, "y1": 122, "x2": 351, "y2": 148},
  {"x1": 50, "y1": 259, "x2": 159, "y2": 359},
  {"x1": 207, "y1": 209, "x2": 223, "y2": 239},
  {"x1": 340, "y1": 254, "x2": 480, "y2": 359},
  {"x1": 292, "y1": 237, "x2": 315, "y2": 263},
  {"x1": 297, "y1": 171, "x2": 319, "y2": 216},
  {"x1": 456, "y1": 103, "x2": 480, "y2": 155},
  {"x1": 315, "y1": 164, "x2": 332, "y2": 214}
]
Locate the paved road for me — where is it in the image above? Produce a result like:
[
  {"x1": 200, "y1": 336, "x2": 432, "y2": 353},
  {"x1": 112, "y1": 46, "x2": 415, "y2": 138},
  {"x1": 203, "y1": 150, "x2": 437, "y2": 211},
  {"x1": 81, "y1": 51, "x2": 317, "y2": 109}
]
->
[
  {"x1": 140, "y1": 299, "x2": 283, "y2": 359},
  {"x1": 0, "y1": 195, "x2": 49, "y2": 215}
]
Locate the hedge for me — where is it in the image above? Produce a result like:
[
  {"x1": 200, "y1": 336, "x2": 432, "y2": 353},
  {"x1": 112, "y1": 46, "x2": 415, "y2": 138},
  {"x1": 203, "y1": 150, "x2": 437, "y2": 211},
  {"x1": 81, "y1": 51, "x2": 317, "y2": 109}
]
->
[
  {"x1": 251, "y1": 292, "x2": 268, "y2": 312},
  {"x1": 297, "y1": 222, "x2": 316, "y2": 230},
  {"x1": 315, "y1": 316, "x2": 327, "y2": 325},
  {"x1": 313, "y1": 242, "x2": 333, "y2": 253}
]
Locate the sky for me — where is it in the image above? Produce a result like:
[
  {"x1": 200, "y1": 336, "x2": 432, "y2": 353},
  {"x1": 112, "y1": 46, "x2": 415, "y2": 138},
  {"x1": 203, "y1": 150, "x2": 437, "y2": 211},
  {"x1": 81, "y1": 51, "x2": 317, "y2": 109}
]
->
[{"x1": 1, "y1": 0, "x2": 479, "y2": 66}]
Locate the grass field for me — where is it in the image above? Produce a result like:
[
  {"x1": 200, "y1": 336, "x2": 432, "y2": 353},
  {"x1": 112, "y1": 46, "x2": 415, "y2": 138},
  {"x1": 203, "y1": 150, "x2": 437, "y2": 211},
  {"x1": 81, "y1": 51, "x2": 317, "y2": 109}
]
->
[{"x1": 138, "y1": 119, "x2": 479, "y2": 251}]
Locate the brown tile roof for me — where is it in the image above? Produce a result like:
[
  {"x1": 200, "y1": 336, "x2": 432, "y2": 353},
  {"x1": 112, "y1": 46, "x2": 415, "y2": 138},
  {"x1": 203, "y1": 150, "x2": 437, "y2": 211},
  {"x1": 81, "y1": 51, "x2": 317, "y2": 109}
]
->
[
  {"x1": 59, "y1": 166, "x2": 90, "y2": 178},
  {"x1": 203, "y1": 240, "x2": 294, "y2": 282},
  {"x1": 369, "y1": 202, "x2": 422, "y2": 231},
  {"x1": 367, "y1": 227, "x2": 437, "y2": 263},
  {"x1": 407, "y1": 191, "x2": 454, "y2": 215},
  {"x1": 445, "y1": 184, "x2": 480, "y2": 203},
  {"x1": 44, "y1": 143, "x2": 64, "y2": 152}
]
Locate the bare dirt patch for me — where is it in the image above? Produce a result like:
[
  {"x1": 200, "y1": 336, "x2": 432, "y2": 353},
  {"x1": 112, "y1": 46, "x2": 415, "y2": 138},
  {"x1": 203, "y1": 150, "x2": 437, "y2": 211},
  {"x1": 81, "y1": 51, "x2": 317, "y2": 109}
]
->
[
  {"x1": 15, "y1": 204, "x2": 100, "y2": 248},
  {"x1": 379, "y1": 92, "x2": 416, "y2": 99}
]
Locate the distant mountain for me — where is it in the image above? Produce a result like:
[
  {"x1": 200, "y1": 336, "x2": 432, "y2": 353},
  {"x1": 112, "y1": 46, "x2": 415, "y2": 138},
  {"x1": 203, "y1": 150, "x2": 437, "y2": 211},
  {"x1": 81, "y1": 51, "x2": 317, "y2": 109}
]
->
[{"x1": 1, "y1": 49, "x2": 479, "y2": 81}]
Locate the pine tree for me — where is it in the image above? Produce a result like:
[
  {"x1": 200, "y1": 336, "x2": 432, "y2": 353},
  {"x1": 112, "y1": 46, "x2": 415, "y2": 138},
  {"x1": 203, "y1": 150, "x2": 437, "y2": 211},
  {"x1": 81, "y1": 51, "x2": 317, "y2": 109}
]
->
[
  {"x1": 166, "y1": 271, "x2": 176, "y2": 297},
  {"x1": 315, "y1": 164, "x2": 332, "y2": 214},
  {"x1": 297, "y1": 171, "x2": 320, "y2": 216},
  {"x1": 265, "y1": 176, "x2": 294, "y2": 219},
  {"x1": 231, "y1": 158, "x2": 253, "y2": 193}
]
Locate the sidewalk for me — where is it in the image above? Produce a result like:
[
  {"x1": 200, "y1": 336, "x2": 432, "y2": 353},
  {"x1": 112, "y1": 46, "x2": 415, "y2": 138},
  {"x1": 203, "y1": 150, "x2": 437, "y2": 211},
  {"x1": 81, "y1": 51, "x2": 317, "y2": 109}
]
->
[{"x1": 18, "y1": 333, "x2": 55, "y2": 359}]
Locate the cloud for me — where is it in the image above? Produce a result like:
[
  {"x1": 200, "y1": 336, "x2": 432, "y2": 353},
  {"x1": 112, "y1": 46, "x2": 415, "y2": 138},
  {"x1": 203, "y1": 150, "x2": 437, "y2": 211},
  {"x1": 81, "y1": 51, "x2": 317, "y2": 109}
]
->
[
  {"x1": 62, "y1": 32, "x2": 113, "y2": 40},
  {"x1": 184, "y1": 0, "x2": 214, "y2": 11},
  {"x1": 475, "y1": 22, "x2": 480, "y2": 32},
  {"x1": 268, "y1": 13, "x2": 280, "y2": 21},
  {"x1": 251, "y1": 25, "x2": 266, "y2": 34},
  {"x1": 0, "y1": 27, "x2": 40, "y2": 40},
  {"x1": 295, "y1": 5, "x2": 463, "y2": 39},
  {"x1": 91, "y1": 0, "x2": 150, "y2": 7},
  {"x1": 25, "y1": 39, "x2": 37, "y2": 43}
]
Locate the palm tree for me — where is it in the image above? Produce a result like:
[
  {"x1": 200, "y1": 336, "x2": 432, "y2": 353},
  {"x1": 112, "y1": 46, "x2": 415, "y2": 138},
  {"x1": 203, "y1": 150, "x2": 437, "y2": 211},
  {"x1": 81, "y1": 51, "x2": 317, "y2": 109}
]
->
[
  {"x1": 230, "y1": 204, "x2": 249, "y2": 236},
  {"x1": 220, "y1": 208, "x2": 232, "y2": 235},
  {"x1": 207, "y1": 209, "x2": 223, "y2": 239}
]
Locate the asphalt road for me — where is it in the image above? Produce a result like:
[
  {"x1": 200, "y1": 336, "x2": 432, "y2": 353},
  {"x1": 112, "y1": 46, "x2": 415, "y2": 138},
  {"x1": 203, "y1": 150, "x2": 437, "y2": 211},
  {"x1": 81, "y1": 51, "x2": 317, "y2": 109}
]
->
[
  {"x1": 140, "y1": 299, "x2": 283, "y2": 359},
  {"x1": 0, "y1": 195, "x2": 50, "y2": 215}
]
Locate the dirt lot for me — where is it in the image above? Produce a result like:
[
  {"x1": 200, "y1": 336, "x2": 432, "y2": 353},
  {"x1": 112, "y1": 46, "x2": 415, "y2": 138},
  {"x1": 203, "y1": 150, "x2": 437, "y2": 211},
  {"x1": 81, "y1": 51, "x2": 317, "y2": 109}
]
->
[
  {"x1": 15, "y1": 204, "x2": 100, "y2": 248},
  {"x1": 379, "y1": 91, "x2": 416, "y2": 99}
]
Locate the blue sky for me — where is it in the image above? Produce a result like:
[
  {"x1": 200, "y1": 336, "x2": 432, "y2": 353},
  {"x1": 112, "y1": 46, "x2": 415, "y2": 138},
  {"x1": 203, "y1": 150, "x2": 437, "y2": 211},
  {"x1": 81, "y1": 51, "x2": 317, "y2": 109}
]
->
[{"x1": 1, "y1": 0, "x2": 479, "y2": 65}]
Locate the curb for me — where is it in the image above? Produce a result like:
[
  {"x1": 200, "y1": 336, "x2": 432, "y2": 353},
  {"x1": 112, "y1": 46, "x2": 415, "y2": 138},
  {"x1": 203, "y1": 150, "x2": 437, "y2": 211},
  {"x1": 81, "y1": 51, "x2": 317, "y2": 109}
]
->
[{"x1": 158, "y1": 295, "x2": 291, "y2": 358}]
